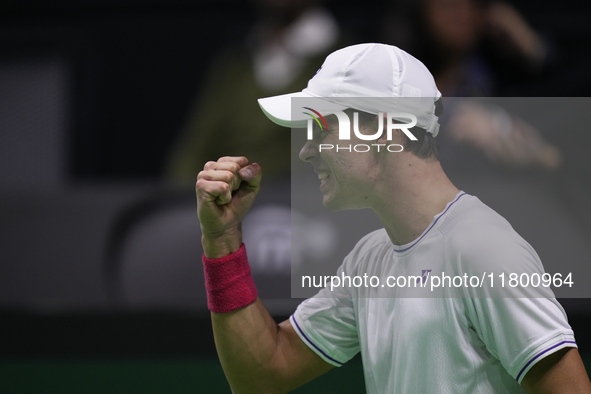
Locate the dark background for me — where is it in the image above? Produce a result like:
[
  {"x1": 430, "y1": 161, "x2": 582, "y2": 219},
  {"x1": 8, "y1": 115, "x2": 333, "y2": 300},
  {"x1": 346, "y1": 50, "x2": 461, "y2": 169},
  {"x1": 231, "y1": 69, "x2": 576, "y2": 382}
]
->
[
  {"x1": 1, "y1": 0, "x2": 590, "y2": 392},
  {"x1": 2, "y1": 0, "x2": 591, "y2": 180}
]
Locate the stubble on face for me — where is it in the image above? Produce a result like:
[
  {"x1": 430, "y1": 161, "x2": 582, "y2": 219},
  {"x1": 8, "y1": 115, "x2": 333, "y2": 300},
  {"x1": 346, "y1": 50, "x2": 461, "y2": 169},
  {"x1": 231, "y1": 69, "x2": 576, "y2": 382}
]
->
[{"x1": 318, "y1": 120, "x2": 383, "y2": 212}]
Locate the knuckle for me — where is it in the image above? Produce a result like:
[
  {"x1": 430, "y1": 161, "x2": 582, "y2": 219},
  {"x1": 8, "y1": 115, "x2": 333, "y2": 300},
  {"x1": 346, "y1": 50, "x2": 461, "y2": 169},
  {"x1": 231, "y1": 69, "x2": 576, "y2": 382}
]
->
[
  {"x1": 238, "y1": 156, "x2": 249, "y2": 165},
  {"x1": 222, "y1": 171, "x2": 234, "y2": 182},
  {"x1": 219, "y1": 156, "x2": 247, "y2": 165},
  {"x1": 204, "y1": 161, "x2": 216, "y2": 170},
  {"x1": 229, "y1": 163, "x2": 240, "y2": 173}
]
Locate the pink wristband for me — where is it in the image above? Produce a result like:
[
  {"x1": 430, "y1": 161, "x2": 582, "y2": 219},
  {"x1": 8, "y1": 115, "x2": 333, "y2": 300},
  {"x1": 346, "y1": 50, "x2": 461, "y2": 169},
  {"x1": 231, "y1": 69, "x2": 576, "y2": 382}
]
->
[{"x1": 202, "y1": 243, "x2": 258, "y2": 313}]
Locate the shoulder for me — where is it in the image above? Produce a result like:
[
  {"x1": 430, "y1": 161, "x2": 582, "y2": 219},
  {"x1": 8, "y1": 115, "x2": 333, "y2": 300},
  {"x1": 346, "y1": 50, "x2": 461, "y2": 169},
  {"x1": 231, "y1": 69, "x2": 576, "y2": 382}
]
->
[
  {"x1": 441, "y1": 195, "x2": 542, "y2": 273},
  {"x1": 442, "y1": 195, "x2": 525, "y2": 249},
  {"x1": 439, "y1": 195, "x2": 517, "y2": 241}
]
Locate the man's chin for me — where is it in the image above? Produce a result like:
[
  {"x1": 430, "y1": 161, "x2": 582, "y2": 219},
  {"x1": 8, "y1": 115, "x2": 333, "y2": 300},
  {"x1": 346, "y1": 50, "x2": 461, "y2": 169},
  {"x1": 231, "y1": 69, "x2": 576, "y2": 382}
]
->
[
  {"x1": 322, "y1": 192, "x2": 368, "y2": 211},
  {"x1": 322, "y1": 195, "x2": 346, "y2": 211}
]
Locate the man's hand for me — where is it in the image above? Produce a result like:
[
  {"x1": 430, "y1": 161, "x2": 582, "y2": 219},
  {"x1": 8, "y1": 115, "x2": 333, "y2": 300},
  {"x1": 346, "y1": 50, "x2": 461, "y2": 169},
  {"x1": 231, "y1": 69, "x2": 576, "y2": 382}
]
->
[
  {"x1": 196, "y1": 156, "x2": 262, "y2": 258},
  {"x1": 486, "y1": 2, "x2": 546, "y2": 64}
]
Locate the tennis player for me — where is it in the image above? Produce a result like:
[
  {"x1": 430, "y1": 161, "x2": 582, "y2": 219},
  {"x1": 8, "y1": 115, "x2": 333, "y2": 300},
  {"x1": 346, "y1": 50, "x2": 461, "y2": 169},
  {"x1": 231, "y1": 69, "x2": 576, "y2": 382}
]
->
[{"x1": 196, "y1": 43, "x2": 591, "y2": 393}]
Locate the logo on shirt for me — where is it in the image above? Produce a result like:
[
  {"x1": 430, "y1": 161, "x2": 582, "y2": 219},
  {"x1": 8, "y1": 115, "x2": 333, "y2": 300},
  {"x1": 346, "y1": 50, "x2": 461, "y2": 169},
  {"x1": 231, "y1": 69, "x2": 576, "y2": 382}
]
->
[{"x1": 416, "y1": 269, "x2": 432, "y2": 286}]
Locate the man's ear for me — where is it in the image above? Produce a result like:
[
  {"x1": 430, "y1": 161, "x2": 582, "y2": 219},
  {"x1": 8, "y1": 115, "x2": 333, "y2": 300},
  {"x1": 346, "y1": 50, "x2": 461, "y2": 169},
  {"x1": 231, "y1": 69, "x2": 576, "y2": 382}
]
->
[
  {"x1": 376, "y1": 127, "x2": 405, "y2": 145},
  {"x1": 376, "y1": 132, "x2": 389, "y2": 144},
  {"x1": 375, "y1": 114, "x2": 389, "y2": 144}
]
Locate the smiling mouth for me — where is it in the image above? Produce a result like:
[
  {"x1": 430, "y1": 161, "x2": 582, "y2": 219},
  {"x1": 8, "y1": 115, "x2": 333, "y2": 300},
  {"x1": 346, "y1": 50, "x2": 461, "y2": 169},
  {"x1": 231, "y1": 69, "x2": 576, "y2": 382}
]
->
[{"x1": 318, "y1": 171, "x2": 331, "y2": 186}]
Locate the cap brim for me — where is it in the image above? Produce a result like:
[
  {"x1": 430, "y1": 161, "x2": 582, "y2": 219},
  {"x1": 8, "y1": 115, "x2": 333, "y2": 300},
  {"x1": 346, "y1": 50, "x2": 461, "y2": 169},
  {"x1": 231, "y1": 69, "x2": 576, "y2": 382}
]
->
[{"x1": 258, "y1": 91, "x2": 348, "y2": 128}]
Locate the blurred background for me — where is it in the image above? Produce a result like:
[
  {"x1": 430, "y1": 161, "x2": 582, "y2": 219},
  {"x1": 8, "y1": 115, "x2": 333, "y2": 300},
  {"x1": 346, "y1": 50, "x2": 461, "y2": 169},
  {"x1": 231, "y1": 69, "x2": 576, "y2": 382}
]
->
[{"x1": 1, "y1": 0, "x2": 590, "y2": 392}]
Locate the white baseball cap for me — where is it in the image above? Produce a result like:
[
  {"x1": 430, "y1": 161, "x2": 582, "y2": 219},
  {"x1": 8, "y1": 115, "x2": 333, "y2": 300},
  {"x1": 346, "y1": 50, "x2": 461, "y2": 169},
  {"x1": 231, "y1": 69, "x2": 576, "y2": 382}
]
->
[{"x1": 257, "y1": 43, "x2": 443, "y2": 136}]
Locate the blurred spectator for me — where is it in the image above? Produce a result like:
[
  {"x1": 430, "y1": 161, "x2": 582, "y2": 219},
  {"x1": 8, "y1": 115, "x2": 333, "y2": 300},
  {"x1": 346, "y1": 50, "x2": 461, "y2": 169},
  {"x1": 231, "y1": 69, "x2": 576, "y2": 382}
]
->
[
  {"x1": 164, "y1": 0, "x2": 345, "y2": 182},
  {"x1": 444, "y1": 99, "x2": 561, "y2": 171},
  {"x1": 383, "y1": 0, "x2": 561, "y2": 171},
  {"x1": 383, "y1": 0, "x2": 554, "y2": 97}
]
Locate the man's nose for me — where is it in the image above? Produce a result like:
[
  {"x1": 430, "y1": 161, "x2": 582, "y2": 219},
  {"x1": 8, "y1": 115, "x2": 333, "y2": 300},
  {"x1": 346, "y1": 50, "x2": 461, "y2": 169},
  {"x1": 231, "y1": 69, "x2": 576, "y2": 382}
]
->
[{"x1": 299, "y1": 140, "x2": 318, "y2": 162}]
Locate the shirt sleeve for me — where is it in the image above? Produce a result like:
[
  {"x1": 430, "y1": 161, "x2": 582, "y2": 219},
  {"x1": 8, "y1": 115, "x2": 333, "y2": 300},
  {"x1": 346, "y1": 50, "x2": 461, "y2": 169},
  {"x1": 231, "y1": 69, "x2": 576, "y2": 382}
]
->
[
  {"x1": 453, "y1": 216, "x2": 577, "y2": 384},
  {"x1": 291, "y1": 260, "x2": 360, "y2": 367},
  {"x1": 464, "y1": 297, "x2": 576, "y2": 384}
]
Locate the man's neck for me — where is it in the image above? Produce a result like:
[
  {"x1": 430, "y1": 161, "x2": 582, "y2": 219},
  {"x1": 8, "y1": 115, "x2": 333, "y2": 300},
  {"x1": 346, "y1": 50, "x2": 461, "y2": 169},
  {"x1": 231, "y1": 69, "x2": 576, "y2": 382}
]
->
[{"x1": 370, "y1": 155, "x2": 460, "y2": 246}]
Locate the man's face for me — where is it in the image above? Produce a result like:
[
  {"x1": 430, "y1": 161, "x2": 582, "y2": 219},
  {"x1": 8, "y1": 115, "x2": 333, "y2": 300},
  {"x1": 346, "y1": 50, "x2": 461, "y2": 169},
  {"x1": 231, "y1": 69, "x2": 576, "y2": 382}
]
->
[{"x1": 298, "y1": 114, "x2": 383, "y2": 211}]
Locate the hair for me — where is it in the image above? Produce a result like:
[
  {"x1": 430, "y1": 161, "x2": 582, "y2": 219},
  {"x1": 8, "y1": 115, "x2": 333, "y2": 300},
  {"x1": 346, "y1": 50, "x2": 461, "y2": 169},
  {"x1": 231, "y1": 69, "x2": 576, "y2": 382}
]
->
[{"x1": 345, "y1": 98, "x2": 443, "y2": 161}]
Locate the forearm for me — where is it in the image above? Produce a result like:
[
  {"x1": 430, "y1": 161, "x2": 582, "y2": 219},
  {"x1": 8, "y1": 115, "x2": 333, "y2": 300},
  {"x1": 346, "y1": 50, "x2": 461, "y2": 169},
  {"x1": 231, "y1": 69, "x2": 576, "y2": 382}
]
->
[
  {"x1": 203, "y1": 232, "x2": 286, "y2": 393},
  {"x1": 212, "y1": 298, "x2": 286, "y2": 394},
  {"x1": 197, "y1": 159, "x2": 331, "y2": 392},
  {"x1": 202, "y1": 229, "x2": 243, "y2": 259}
]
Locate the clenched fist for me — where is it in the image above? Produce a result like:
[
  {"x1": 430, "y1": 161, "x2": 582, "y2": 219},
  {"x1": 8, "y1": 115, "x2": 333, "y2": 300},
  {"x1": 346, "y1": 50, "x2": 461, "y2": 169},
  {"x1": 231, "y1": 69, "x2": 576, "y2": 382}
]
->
[{"x1": 196, "y1": 156, "x2": 262, "y2": 258}]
